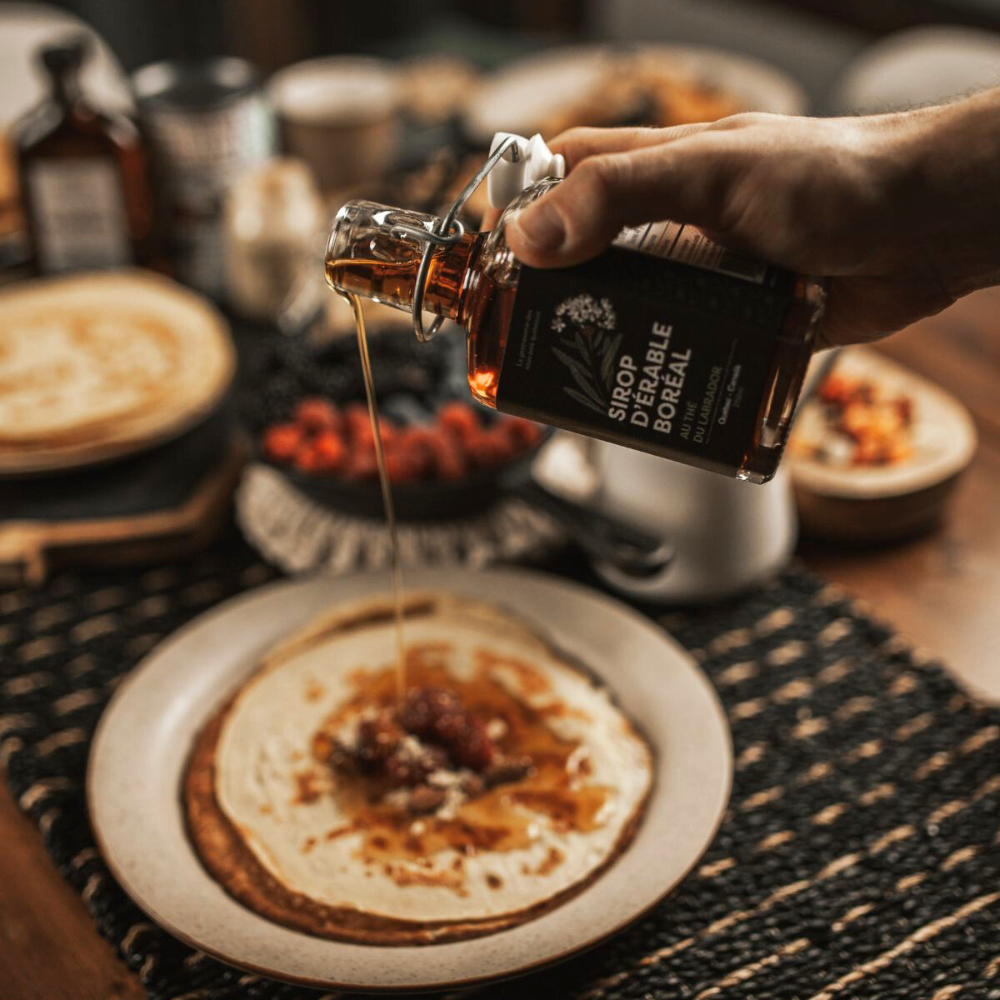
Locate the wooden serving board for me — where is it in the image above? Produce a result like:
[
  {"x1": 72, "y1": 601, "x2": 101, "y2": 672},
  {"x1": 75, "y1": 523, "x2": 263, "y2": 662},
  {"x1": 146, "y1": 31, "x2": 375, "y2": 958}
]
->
[{"x1": 0, "y1": 402, "x2": 246, "y2": 586}]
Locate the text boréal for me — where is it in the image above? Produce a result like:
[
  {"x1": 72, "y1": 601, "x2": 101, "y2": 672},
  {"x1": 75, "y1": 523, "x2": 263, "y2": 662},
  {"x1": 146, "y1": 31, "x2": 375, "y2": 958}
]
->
[{"x1": 607, "y1": 322, "x2": 692, "y2": 434}]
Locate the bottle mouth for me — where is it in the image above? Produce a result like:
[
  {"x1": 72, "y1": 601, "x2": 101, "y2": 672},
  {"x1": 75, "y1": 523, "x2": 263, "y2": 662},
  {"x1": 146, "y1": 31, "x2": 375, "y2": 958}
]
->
[
  {"x1": 325, "y1": 199, "x2": 437, "y2": 328},
  {"x1": 326, "y1": 199, "x2": 435, "y2": 275},
  {"x1": 325, "y1": 199, "x2": 369, "y2": 274}
]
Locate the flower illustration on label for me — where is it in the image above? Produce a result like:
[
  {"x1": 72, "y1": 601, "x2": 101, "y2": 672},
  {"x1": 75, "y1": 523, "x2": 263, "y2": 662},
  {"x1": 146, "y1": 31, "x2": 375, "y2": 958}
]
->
[
  {"x1": 551, "y1": 294, "x2": 616, "y2": 334},
  {"x1": 550, "y1": 294, "x2": 622, "y2": 415}
]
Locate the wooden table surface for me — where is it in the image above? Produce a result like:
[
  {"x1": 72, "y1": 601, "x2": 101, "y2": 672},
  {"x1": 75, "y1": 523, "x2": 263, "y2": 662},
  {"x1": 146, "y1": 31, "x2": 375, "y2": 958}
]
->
[
  {"x1": 803, "y1": 287, "x2": 1000, "y2": 701},
  {"x1": 2, "y1": 288, "x2": 998, "y2": 1000}
]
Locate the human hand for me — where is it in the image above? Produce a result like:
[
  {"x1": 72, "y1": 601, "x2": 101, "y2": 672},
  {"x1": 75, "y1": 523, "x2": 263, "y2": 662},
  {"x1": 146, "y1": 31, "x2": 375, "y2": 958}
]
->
[{"x1": 505, "y1": 91, "x2": 1000, "y2": 348}]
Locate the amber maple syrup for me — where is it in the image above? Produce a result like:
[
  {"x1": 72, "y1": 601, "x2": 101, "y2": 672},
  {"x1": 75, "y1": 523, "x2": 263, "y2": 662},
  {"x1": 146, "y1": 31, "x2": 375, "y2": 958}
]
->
[
  {"x1": 326, "y1": 236, "x2": 517, "y2": 429},
  {"x1": 311, "y1": 642, "x2": 610, "y2": 864},
  {"x1": 340, "y1": 291, "x2": 406, "y2": 702}
]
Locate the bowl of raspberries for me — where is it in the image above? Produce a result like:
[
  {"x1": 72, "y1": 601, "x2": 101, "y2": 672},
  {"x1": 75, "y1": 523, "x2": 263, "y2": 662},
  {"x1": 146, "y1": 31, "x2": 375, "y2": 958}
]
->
[
  {"x1": 260, "y1": 397, "x2": 546, "y2": 520},
  {"x1": 248, "y1": 326, "x2": 547, "y2": 519}
]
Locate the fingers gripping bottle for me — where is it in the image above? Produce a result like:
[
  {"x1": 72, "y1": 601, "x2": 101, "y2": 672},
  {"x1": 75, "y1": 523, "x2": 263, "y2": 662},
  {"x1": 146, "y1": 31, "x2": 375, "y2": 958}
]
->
[{"x1": 325, "y1": 132, "x2": 824, "y2": 482}]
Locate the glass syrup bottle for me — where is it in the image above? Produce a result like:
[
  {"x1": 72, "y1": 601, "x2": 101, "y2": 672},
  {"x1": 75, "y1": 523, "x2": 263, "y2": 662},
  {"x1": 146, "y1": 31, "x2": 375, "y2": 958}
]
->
[
  {"x1": 15, "y1": 35, "x2": 155, "y2": 274},
  {"x1": 325, "y1": 178, "x2": 824, "y2": 483}
]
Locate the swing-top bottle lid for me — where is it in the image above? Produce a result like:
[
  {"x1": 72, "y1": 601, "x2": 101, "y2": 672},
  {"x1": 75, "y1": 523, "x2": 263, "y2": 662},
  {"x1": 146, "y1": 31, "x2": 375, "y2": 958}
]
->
[{"x1": 486, "y1": 132, "x2": 565, "y2": 209}]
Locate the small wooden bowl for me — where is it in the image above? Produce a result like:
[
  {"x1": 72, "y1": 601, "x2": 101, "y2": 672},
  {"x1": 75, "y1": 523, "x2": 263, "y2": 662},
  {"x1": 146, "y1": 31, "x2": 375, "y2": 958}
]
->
[{"x1": 789, "y1": 348, "x2": 977, "y2": 544}]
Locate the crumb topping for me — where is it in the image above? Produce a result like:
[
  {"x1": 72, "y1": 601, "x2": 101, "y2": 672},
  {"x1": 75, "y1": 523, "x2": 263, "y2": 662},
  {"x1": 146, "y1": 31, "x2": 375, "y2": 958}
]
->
[{"x1": 327, "y1": 686, "x2": 533, "y2": 817}]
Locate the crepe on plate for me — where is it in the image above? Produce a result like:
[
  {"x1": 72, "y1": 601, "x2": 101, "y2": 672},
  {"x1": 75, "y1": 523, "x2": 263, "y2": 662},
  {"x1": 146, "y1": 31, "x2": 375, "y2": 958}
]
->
[
  {"x1": 184, "y1": 593, "x2": 653, "y2": 945},
  {"x1": 0, "y1": 270, "x2": 234, "y2": 472}
]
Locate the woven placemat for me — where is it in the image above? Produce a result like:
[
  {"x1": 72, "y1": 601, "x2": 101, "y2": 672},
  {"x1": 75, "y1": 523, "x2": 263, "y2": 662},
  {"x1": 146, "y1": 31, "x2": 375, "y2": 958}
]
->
[{"x1": 2, "y1": 533, "x2": 998, "y2": 1000}]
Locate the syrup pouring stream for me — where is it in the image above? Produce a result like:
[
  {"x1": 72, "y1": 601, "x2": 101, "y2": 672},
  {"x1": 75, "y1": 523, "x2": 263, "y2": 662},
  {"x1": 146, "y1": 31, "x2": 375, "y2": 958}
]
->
[{"x1": 342, "y1": 291, "x2": 406, "y2": 703}]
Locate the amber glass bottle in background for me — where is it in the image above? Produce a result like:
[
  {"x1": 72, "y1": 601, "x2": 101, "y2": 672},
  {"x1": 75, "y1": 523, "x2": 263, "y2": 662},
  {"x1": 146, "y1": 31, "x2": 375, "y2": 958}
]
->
[
  {"x1": 326, "y1": 183, "x2": 825, "y2": 484},
  {"x1": 15, "y1": 36, "x2": 154, "y2": 274}
]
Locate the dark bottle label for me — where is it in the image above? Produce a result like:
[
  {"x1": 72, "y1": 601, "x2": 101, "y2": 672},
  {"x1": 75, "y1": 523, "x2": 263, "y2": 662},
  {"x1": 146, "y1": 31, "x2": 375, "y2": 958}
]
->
[
  {"x1": 496, "y1": 244, "x2": 796, "y2": 476},
  {"x1": 27, "y1": 158, "x2": 130, "y2": 272}
]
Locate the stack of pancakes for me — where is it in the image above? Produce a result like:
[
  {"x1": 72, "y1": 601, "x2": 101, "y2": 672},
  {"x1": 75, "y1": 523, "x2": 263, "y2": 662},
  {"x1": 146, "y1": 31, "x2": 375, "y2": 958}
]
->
[{"x1": 0, "y1": 271, "x2": 235, "y2": 473}]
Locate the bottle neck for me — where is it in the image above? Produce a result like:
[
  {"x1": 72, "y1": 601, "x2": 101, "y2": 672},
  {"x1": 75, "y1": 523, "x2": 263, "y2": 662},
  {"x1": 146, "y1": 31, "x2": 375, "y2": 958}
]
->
[{"x1": 325, "y1": 200, "x2": 478, "y2": 328}]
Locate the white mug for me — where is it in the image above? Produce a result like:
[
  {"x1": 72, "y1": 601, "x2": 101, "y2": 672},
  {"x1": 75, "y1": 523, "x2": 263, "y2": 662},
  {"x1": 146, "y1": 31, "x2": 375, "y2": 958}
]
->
[{"x1": 589, "y1": 442, "x2": 797, "y2": 603}]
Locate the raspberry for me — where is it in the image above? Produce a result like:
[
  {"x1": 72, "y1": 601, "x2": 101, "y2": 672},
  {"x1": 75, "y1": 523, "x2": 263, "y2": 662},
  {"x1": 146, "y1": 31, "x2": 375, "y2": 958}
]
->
[
  {"x1": 819, "y1": 375, "x2": 852, "y2": 407},
  {"x1": 433, "y1": 710, "x2": 466, "y2": 743},
  {"x1": 426, "y1": 432, "x2": 467, "y2": 481},
  {"x1": 262, "y1": 423, "x2": 302, "y2": 463},
  {"x1": 400, "y1": 687, "x2": 495, "y2": 771},
  {"x1": 293, "y1": 443, "x2": 324, "y2": 473},
  {"x1": 295, "y1": 397, "x2": 340, "y2": 432},
  {"x1": 396, "y1": 427, "x2": 435, "y2": 478},
  {"x1": 345, "y1": 404, "x2": 374, "y2": 447},
  {"x1": 313, "y1": 430, "x2": 346, "y2": 471},
  {"x1": 384, "y1": 449, "x2": 420, "y2": 485},
  {"x1": 450, "y1": 715, "x2": 495, "y2": 770},
  {"x1": 355, "y1": 714, "x2": 402, "y2": 772},
  {"x1": 437, "y1": 401, "x2": 481, "y2": 443},
  {"x1": 345, "y1": 403, "x2": 398, "y2": 454},
  {"x1": 401, "y1": 686, "x2": 459, "y2": 737},
  {"x1": 377, "y1": 421, "x2": 398, "y2": 448}
]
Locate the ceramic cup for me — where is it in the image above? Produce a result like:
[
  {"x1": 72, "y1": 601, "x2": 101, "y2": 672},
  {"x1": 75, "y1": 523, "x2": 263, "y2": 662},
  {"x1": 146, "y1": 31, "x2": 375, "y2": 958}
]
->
[
  {"x1": 590, "y1": 442, "x2": 798, "y2": 603},
  {"x1": 268, "y1": 56, "x2": 402, "y2": 193}
]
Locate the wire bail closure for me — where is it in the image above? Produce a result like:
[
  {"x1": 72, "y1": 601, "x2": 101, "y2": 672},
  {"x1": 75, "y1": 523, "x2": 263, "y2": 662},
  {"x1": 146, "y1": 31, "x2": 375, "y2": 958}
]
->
[{"x1": 402, "y1": 135, "x2": 520, "y2": 342}]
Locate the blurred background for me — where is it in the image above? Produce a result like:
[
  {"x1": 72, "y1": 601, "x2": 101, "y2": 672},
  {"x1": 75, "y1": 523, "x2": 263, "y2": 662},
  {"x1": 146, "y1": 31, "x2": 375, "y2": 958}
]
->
[
  {"x1": 6, "y1": 0, "x2": 1000, "y2": 288},
  {"x1": 1, "y1": 0, "x2": 998, "y2": 689},
  {"x1": 5, "y1": 0, "x2": 1000, "y2": 284},
  {"x1": 19, "y1": 0, "x2": 1000, "y2": 95},
  {"x1": 16, "y1": 0, "x2": 1000, "y2": 99}
]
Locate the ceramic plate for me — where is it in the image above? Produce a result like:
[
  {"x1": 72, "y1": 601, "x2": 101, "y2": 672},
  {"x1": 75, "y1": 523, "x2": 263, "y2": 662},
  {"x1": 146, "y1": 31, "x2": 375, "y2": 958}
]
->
[
  {"x1": 89, "y1": 569, "x2": 731, "y2": 992},
  {"x1": 461, "y1": 43, "x2": 808, "y2": 145},
  {"x1": 789, "y1": 347, "x2": 977, "y2": 499},
  {"x1": 833, "y1": 25, "x2": 1000, "y2": 114}
]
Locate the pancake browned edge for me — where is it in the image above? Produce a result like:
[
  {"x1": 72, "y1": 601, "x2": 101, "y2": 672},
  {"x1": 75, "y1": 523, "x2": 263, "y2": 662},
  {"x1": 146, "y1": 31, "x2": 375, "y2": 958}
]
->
[{"x1": 183, "y1": 597, "x2": 653, "y2": 946}]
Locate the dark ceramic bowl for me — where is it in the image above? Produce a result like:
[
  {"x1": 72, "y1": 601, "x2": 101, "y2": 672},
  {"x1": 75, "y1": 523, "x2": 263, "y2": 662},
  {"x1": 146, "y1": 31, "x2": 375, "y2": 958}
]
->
[
  {"x1": 246, "y1": 325, "x2": 550, "y2": 521},
  {"x1": 274, "y1": 428, "x2": 550, "y2": 522}
]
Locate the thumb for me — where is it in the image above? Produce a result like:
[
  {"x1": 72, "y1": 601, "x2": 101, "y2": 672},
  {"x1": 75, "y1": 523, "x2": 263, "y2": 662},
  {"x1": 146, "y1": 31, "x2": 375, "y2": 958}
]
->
[{"x1": 507, "y1": 134, "x2": 740, "y2": 268}]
